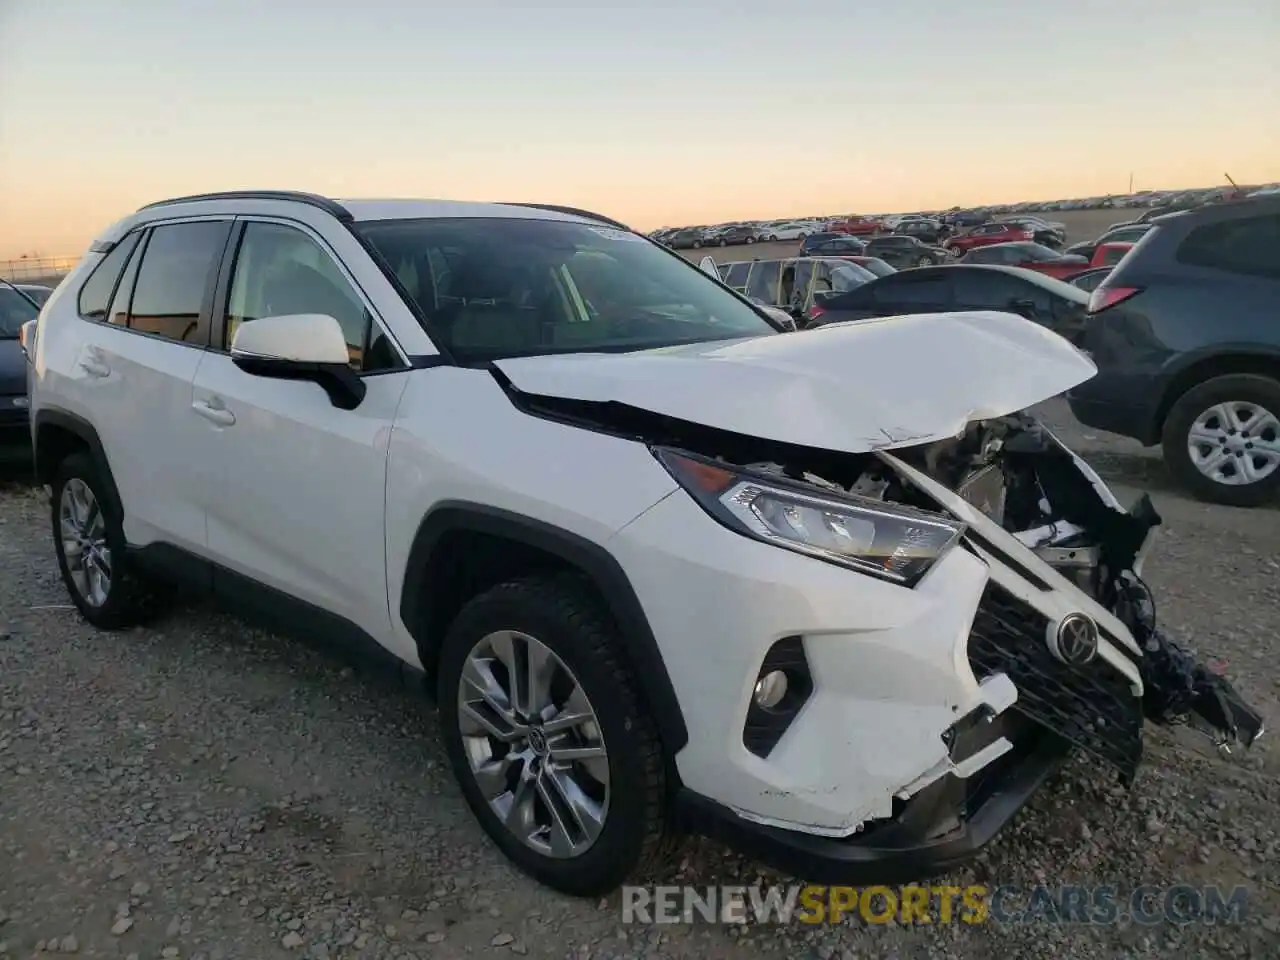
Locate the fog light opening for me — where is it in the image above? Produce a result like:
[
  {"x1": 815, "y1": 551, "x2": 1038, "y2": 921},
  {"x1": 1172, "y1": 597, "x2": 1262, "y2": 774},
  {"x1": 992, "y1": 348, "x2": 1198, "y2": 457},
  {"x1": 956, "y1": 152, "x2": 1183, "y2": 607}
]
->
[{"x1": 754, "y1": 670, "x2": 789, "y2": 710}]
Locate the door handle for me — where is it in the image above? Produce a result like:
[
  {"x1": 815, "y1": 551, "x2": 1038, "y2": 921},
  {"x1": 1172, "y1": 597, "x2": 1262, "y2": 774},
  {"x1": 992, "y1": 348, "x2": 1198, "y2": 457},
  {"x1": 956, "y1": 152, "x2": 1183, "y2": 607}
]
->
[
  {"x1": 192, "y1": 399, "x2": 236, "y2": 427},
  {"x1": 78, "y1": 358, "x2": 111, "y2": 378}
]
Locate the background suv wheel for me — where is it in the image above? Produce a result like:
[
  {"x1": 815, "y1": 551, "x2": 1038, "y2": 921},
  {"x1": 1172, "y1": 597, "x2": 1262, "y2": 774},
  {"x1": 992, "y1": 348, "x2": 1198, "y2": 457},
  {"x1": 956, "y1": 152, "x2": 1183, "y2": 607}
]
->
[
  {"x1": 51, "y1": 452, "x2": 168, "y2": 628},
  {"x1": 436, "y1": 575, "x2": 670, "y2": 896},
  {"x1": 1162, "y1": 374, "x2": 1280, "y2": 507}
]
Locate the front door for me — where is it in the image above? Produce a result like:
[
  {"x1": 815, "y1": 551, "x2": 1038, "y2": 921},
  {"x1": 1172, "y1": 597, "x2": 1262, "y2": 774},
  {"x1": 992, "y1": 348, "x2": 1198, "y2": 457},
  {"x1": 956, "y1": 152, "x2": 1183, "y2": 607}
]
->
[{"x1": 191, "y1": 217, "x2": 413, "y2": 654}]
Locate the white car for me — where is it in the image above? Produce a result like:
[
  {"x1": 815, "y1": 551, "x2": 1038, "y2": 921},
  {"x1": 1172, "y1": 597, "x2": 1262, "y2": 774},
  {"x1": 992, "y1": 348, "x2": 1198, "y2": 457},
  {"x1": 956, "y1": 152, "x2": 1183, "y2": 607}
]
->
[
  {"x1": 761, "y1": 221, "x2": 814, "y2": 241},
  {"x1": 22, "y1": 191, "x2": 1261, "y2": 897}
]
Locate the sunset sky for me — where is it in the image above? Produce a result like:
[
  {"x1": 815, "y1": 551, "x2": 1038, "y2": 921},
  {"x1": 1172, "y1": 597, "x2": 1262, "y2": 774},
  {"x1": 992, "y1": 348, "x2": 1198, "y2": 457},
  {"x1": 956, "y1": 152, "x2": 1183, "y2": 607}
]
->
[{"x1": 1, "y1": 0, "x2": 1277, "y2": 260}]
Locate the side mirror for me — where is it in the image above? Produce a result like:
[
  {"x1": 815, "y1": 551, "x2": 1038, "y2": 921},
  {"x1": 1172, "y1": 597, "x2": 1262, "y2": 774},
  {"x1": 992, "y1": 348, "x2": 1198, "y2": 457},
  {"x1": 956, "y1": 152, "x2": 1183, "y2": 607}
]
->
[
  {"x1": 697, "y1": 255, "x2": 720, "y2": 278},
  {"x1": 230, "y1": 313, "x2": 366, "y2": 410}
]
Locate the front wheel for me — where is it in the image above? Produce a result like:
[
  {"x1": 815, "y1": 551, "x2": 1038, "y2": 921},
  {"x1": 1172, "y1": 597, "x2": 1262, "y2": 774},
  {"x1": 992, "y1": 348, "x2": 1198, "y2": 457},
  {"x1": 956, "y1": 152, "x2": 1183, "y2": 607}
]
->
[
  {"x1": 437, "y1": 576, "x2": 670, "y2": 896},
  {"x1": 916, "y1": 256, "x2": 932, "y2": 268},
  {"x1": 1162, "y1": 374, "x2": 1280, "y2": 507}
]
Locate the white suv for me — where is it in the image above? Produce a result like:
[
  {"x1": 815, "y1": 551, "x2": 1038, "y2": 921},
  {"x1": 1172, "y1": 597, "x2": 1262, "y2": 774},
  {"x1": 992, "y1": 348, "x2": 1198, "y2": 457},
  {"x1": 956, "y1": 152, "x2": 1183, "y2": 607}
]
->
[{"x1": 22, "y1": 191, "x2": 1261, "y2": 896}]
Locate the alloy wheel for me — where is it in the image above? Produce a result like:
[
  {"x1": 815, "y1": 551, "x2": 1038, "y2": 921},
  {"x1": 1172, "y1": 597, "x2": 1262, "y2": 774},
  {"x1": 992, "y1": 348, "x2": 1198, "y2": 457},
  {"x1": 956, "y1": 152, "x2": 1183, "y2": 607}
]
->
[
  {"x1": 60, "y1": 478, "x2": 111, "y2": 607},
  {"x1": 1187, "y1": 401, "x2": 1280, "y2": 486},
  {"x1": 456, "y1": 630, "x2": 610, "y2": 859}
]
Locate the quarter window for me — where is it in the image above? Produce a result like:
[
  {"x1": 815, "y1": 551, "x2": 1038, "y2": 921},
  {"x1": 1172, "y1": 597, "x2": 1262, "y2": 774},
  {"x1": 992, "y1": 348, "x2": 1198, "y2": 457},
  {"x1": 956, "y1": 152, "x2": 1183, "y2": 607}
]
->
[
  {"x1": 77, "y1": 232, "x2": 142, "y2": 320},
  {"x1": 1176, "y1": 215, "x2": 1280, "y2": 280}
]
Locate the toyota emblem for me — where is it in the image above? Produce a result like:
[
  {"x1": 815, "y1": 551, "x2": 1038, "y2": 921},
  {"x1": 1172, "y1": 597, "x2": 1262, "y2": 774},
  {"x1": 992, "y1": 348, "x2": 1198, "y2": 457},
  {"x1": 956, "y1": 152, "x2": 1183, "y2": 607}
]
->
[{"x1": 1052, "y1": 612, "x2": 1099, "y2": 666}]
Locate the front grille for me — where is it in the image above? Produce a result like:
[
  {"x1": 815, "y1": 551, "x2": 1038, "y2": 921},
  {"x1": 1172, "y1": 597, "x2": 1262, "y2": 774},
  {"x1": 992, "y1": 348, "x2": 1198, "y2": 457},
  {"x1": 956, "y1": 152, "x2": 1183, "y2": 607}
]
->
[{"x1": 967, "y1": 582, "x2": 1143, "y2": 781}]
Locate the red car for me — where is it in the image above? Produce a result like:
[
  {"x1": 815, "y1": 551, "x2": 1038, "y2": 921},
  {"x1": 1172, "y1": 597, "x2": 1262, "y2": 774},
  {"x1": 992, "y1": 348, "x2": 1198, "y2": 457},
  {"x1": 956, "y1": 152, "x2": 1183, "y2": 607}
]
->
[
  {"x1": 945, "y1": 222, "x2": 1034, "y2": 254},
  {"x1": 829, "y1": 215, "x2": 885, "y2": 236},
  {"x1": 1091, "y1": 241, "x2": 1134, "y2": 268},
  {"x1": 959, "y1": 242, "x2": 1090, "y2": 278}
]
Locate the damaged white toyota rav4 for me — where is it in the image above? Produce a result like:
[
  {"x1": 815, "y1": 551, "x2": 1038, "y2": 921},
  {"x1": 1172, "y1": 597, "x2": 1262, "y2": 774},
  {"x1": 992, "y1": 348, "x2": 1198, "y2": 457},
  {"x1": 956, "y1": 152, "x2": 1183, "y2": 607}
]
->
[{"x1": 24, "y1": 192, "x2": 1263, "y2": 896}]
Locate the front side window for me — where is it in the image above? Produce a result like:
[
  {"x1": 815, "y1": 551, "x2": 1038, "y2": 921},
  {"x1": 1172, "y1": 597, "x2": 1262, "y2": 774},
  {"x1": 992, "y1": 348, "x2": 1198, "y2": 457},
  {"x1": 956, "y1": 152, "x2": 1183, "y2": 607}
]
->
[
  {"x1": 126, "y1": 221, "x2": 229, "y2": 343},
  {"x1": 225, "y1": 221, "x2": 399, "y2": 371},
  {"x1": 357, "y1": 218, "x2": 777, "y2": 361},
  {"x1": 0, "y1": 287, "x2": 39, "y2": 338}
]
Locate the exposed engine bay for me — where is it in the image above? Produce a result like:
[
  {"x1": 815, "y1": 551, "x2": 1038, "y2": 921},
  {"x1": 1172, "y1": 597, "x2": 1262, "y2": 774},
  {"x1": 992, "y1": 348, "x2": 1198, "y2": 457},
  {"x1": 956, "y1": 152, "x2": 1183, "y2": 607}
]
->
[{"x1": 738, "y1": 411, "x2": 1266, "y2": 767}]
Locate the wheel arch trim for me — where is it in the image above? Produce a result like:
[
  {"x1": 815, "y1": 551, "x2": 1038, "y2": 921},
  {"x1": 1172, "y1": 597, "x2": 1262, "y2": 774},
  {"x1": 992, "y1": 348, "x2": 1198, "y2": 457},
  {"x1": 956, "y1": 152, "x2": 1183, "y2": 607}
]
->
[
  {"x1": 1155, "y1": 347, "x2": 1280, "y2": 435},
  {"x1": 32, "y1": 408, "x2": 122, "y2": 508},
  {"x1": 399, "y1": 501, "x2": 689, "y2": 754}
]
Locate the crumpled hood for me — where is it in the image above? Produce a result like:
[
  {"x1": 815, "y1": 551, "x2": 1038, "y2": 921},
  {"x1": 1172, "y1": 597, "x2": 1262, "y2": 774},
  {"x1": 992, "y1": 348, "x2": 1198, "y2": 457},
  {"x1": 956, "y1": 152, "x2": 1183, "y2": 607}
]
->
[{"x1": 494, "y1": 311, "x2": 1098, "y2": 454}]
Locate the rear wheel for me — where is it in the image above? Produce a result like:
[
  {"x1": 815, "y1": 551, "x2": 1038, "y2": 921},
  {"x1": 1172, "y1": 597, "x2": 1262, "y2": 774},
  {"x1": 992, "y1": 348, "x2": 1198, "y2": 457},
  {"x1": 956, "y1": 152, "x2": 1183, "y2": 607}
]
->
[
  {"x1": 437, "y1": 575, "x2": 670, "y2": 896},
  {"x1": 1162, "y1": 374, "x2": 1280, "y2": 507},
  {"x1": 51, "y1": 452, "x2": 168, "y2": 628}
]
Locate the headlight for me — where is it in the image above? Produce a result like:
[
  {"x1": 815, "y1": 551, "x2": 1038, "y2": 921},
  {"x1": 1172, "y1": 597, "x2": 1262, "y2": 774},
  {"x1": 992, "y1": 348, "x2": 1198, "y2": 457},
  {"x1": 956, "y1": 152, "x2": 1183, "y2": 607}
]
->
[{"x1": 654, "y1": 448, "x2": 965, "y2": 587}]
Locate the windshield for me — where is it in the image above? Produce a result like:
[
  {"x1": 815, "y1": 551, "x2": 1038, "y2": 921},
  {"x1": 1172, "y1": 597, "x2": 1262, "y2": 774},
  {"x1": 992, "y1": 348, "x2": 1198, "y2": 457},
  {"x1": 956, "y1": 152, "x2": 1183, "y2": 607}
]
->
[
  {"x1": 356, "y1": 217, "x2": 777, "y2": 362},
  {"x1": 829, "y1": 262, "x2": 875, "y2": 291},
  {"x1": 858, "y1": 258, "x2": 896, "y2": 277},
  {"x1": 0, "y1": 286, "x2": 39, "y2": 338}
]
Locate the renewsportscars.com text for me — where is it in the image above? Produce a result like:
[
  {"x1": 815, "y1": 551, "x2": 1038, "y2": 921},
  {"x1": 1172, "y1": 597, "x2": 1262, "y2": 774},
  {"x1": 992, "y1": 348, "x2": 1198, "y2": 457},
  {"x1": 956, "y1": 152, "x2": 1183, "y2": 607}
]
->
[{"x1": 621, "y1": 884, "x2": 1250, "y2": 926}]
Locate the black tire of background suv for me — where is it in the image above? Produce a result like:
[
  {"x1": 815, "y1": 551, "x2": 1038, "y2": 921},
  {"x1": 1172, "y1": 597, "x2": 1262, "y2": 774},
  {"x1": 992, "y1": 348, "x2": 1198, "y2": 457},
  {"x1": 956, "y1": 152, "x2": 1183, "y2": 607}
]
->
[
  {"x1": 50, "y1": 451, "x2": 170, "y2": 629},
  {"x1": 436, "y1": 574, "x2": 672, "y2": 896},
  {"x1": 1162, "y1": 373, "x2": 1280, "y2": 507}
]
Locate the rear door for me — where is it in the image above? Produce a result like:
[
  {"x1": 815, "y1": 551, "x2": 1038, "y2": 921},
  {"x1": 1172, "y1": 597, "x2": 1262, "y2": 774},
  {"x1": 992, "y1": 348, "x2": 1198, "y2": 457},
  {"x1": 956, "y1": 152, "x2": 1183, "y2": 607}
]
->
[
  {"x1": 71, "y1": 219, "x2": 230, "y2": 552},
  {"x1": 871, "y1": 270, "x2": 954, "y2": 315}
]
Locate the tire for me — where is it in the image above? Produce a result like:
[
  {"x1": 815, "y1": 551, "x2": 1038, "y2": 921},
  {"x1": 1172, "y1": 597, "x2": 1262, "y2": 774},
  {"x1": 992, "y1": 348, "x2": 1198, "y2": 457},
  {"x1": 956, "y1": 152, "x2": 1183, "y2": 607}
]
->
[
  {"x1": 691, "y1": 240, "x2": 702, "y2": 249},
  {"x1": 50, "y1": 451, "x2": 169, "y2": 629},
  {"x1": 916, "y1": 256, "x2": 932, "y2": 268},
  {"x1": 437, "y1": 575, "x2": 670, "y2": 896},
  {"x1": 767, "y1": 235, "x2": 777, "y2": 242},
  {"x1": 1161, "y1": 374, "x2": 1280, "y2": 507},
  {"x1": 746, "y1": 236, "x2": 756, "y2": 244},
  {"x1": 718, "y1": 239, "x2": 727, "y2": 247}
]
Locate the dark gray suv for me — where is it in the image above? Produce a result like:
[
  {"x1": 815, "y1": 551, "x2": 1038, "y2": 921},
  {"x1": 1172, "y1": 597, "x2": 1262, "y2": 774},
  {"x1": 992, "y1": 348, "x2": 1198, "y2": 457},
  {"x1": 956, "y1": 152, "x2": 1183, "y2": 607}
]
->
[{"x1": 1068, "y1": 196, "x2": 1280, "y2": 506}]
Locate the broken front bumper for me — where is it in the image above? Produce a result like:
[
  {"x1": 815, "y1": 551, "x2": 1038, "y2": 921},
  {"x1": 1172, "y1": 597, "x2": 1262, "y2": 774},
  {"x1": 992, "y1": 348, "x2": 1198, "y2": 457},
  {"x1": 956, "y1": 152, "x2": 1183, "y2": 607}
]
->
[
  {"x1": 674, "y1": 573, "x2": 1136, "y2": 884},
  {"x1": 676, "y1": 711, "x2": 1069, "y2": 884}
]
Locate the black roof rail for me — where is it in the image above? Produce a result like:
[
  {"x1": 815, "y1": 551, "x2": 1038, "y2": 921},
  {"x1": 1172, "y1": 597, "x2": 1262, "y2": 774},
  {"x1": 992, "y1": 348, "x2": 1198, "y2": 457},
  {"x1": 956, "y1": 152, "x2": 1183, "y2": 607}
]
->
[
  {"x1": 137, "y1": 190, "x2": 352, "y2": 222},
  {"x1": 505, "y1": 203, "x2": 630, "y2": 231}
]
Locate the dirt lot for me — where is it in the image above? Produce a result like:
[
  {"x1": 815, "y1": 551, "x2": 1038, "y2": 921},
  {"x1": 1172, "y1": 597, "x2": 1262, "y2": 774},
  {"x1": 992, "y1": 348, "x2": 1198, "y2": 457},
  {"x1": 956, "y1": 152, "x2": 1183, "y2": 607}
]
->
[
  {"x1": 677, "y1": 209, "x2": 1134, "y2": 265},
  {"x1": 1, "y1": 399, "x2": 1278, "y2": 960}
]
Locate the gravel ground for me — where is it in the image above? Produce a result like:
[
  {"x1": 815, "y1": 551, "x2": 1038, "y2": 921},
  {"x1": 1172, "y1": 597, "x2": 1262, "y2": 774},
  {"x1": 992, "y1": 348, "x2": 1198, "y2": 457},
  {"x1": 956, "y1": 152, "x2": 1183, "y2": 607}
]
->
[{"x1": 1, "y1": 401, "x2": 1278, "y2": 960}]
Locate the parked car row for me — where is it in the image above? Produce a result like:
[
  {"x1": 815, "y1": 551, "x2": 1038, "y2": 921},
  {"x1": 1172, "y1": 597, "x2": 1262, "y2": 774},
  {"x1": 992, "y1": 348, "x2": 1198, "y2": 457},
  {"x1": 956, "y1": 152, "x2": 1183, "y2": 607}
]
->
[
  {"x1": 649, "y1": 181, "x2": 1277, "y2": 251},
  {"x1": 789, "y1": 195, "x2": 1280, "y2": 506}
]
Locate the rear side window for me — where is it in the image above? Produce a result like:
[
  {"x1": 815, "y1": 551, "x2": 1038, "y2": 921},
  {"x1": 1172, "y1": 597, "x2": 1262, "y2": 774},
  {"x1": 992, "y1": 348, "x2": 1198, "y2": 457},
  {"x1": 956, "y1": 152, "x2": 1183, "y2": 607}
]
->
[
  {"x1": 880, "y1": 274, "x2": 950, "y2": 309},
  {"x1": 1176, "y1": 214, "x2": 1280, "y2": 280},
  {"x1": 77, "y1": 232, "x2": 142, "y2": 319},
  {"x1": 126, "y1": 221, "x2": 230, "y2": 344}
]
